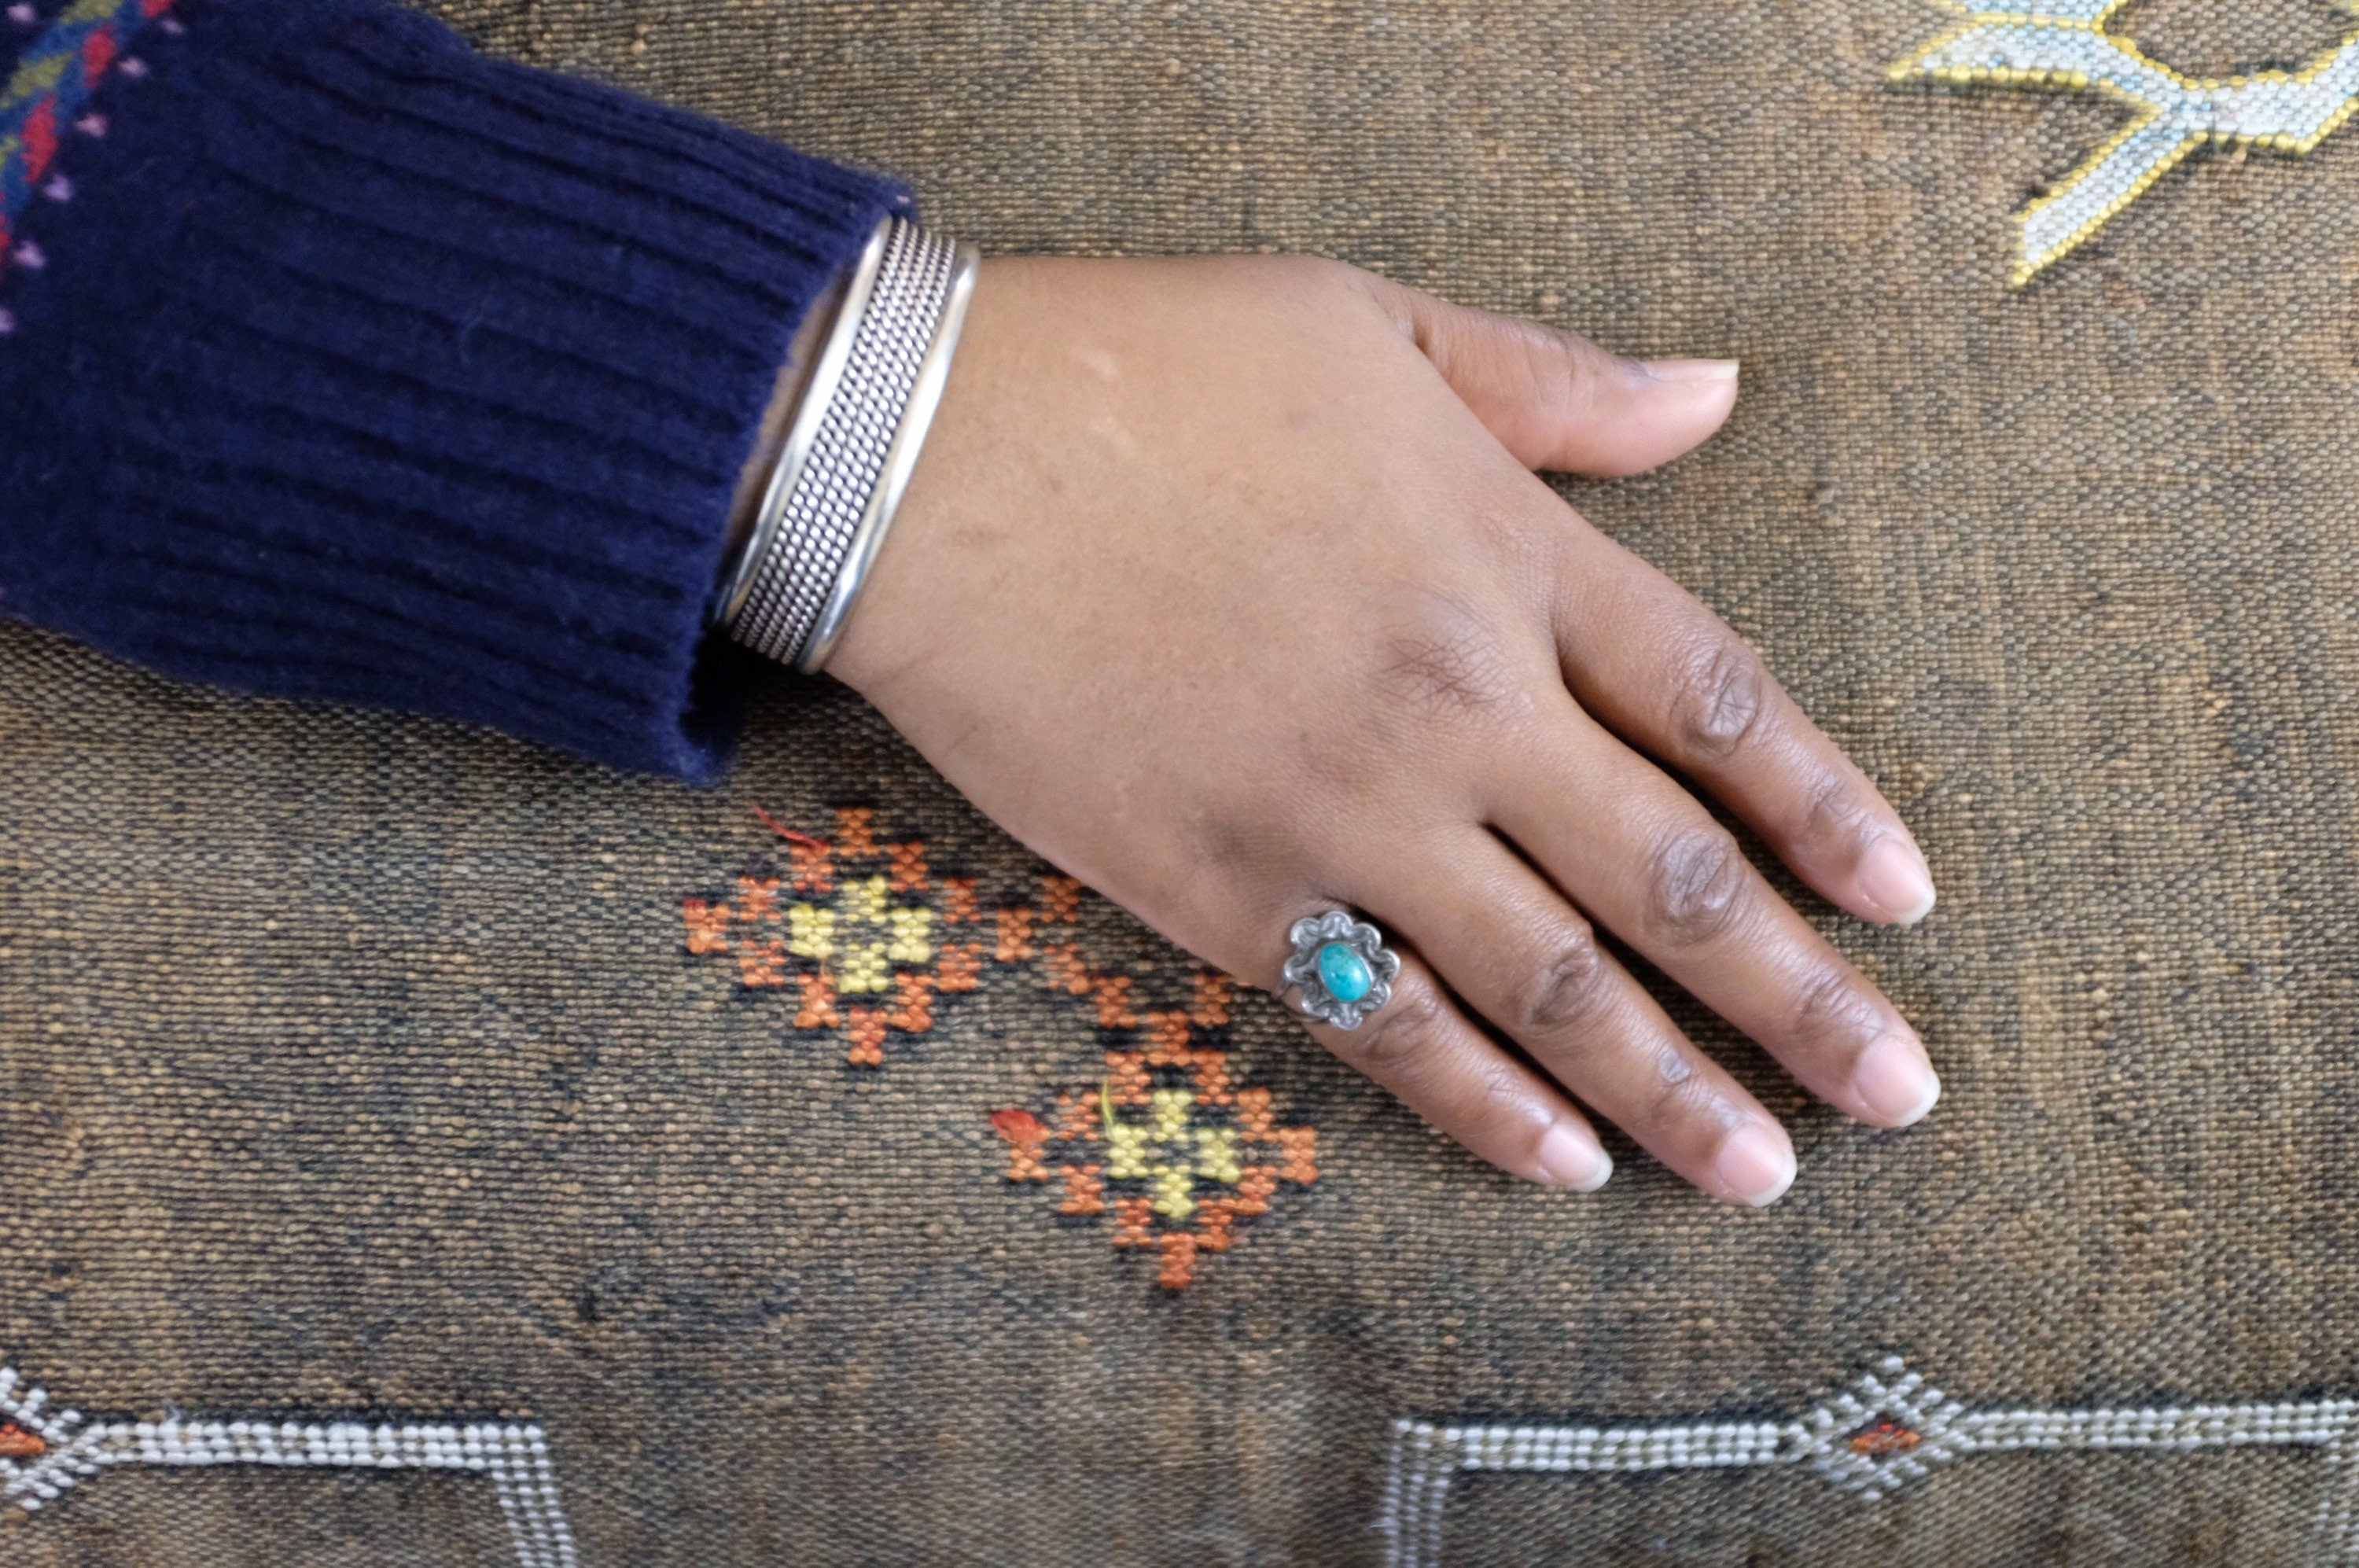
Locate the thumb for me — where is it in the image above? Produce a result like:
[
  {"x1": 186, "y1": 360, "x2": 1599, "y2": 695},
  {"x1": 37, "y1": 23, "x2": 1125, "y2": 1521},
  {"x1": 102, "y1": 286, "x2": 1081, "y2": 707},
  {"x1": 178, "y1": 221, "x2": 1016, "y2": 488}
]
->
[{"x1": 1367, "y1": 278, "x2": 1739, "y2": 477}]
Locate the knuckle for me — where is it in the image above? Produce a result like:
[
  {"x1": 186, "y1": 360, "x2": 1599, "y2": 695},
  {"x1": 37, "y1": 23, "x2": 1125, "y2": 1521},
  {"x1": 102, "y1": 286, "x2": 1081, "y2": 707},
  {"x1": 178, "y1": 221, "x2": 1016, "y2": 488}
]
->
[
  {"x1": 1787, "y1": 963, "x2": 1883, "y2": 1051},
  {"x1": 1794, "y1": 771, "x2": 1875, "y2": 849},
  {"x1": 1461, "y1": 1055, "x2": 1538, "y2": 1129},
  {"x1": 1669, "y1": 632, "x2": 1771, "y2": 760},
  {"x1": 1646, "y1": 825, "x2": 1750, "y2": 946},
  {"x1": 1514, "y1": 925, "x2": 1612, "y2": 1037},
  {"x1": 1371, "y1": 597, "x2": 1522, "y2": 725},
  {"x1": 1191, "y1": 808, "x2": 1284, "y2": 884},
  {"x1": 1336, "y1": 979, "x2": 1450, "y2": 1076},
  {"x1": 1633, "y1": 1040, "x2": 1716, "y2": 1135},
  {"x1": 1534, "y1": 327, "x2": 1621, "y2": 415}
]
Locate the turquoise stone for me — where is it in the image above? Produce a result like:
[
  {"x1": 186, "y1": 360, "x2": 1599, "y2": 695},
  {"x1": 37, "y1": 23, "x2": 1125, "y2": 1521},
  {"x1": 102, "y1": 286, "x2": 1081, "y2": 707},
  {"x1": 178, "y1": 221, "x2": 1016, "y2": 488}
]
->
[{"x1": 1317, "y1": 941, "x2": 1373, "y2": 1004}]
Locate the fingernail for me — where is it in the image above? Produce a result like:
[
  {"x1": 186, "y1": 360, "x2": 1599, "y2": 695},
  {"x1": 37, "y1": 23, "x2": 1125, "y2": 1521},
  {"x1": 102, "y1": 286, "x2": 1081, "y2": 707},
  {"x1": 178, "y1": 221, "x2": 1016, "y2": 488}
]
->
[
  {"x1": 1636, "y1": 357, "x2": 1740, "y2": 385},
  {"x1": 1713, "y1": 1124, "x2": 1796, "y2": 1207},
  {"x1": 1857, "y1": 837, "x2": 1938, "y2": 926},
  {"x1": 1536, "y1": 1124, "x2": 1613, "y2": 1192},
  {"x1": 1854, "y1": 1033, "x2": 1941, "y2": 1127}
]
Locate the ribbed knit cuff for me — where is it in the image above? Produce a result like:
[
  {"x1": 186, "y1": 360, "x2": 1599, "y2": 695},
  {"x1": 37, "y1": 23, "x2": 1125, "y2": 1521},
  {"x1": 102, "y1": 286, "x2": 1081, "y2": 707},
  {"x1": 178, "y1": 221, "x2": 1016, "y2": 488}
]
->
[{"x1": 0, "y1": 0, "x2": 911, "y2": 782}]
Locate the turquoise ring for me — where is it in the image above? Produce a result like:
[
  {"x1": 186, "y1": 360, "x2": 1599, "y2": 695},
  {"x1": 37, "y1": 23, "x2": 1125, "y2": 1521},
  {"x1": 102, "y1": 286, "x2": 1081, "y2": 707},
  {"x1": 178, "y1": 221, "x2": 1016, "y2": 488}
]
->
[{"x1": 1282, "y1": 911, "x2": 1402, "y2": 1030}]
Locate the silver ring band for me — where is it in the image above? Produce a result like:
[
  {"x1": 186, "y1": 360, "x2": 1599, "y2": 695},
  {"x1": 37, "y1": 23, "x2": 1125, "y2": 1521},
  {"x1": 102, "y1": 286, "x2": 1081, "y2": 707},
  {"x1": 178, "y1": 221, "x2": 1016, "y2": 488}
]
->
[{"x1": 717, "y1": 216, "x2": 977, "y2": 673}]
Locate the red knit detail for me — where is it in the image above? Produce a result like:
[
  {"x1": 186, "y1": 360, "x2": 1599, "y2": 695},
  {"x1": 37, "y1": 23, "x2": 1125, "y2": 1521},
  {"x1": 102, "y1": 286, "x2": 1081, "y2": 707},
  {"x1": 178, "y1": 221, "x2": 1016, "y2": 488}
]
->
[
  {"x1": 80, "y1": 24, "x2": 117, "y2": 86},
  {"x1": 22, "y1": 99, "x2": 57, "y2": 184}
]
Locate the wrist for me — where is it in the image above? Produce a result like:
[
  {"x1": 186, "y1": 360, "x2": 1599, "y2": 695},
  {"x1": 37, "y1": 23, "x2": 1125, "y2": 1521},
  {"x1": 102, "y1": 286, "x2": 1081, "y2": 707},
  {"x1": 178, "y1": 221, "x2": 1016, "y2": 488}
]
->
[
  {"x1": 711, "y1": 218, "x2": 977, "y2": 677},
  {"x1": 824, "y1": 255, "x2": 1003, "y2": 704}
]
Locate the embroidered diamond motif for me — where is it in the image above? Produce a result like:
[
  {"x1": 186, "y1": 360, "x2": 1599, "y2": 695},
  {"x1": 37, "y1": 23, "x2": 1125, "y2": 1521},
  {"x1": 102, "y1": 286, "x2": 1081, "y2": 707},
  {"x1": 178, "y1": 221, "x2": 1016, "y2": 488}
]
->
[
  {"x1": 1794, "y1": 1357, "x2": 1963, "y2": 1498},
  {"x1": 0, "y1": 1364, "x2": 94, "y2": 1513},
  {"x1": 1895, "y1": 1, "x2": 2359, "y2": 282},
  {"x1": 1383, "y1": 1354, "x2": 2359, "y2": 1568},
  {"x1": 992, "y1": 969, "x2": 1320, "y2": 1290},
  {"x1": 0, "y1": 1357, "x2": 575, "y2": 1566},
  {"x1": 1846, "y1": 1419, "x2": 1921, "y2": 1457},
  {"x1": 680, "y1": 805, "x2": 988, "y2": 1069}
]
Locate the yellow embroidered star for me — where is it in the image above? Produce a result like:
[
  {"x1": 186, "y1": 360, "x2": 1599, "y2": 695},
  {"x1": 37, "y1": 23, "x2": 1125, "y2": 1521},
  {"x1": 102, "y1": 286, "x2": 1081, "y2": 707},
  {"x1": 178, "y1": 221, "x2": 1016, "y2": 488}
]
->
[{"x1": 1894, "y1": 2, "x2": 2359, "y2": 282}]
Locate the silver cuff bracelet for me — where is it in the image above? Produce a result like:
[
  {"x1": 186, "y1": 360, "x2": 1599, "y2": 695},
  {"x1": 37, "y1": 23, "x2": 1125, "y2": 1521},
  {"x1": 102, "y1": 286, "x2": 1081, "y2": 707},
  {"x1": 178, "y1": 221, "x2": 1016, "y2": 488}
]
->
[{"x1": 714, "y1": 216, "x2": 979, "y2": 675}]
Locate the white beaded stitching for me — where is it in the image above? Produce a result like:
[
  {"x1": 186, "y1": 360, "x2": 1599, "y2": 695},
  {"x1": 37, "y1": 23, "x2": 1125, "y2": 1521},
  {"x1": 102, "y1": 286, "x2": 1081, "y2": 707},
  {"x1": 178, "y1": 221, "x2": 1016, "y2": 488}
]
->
[
  {"x1": 1378, "y1": 1354, "x2": 2359, "y2": 1568},
  {"x1": 0, "y1": 1363, "x2": 576, "y2": 1568}
]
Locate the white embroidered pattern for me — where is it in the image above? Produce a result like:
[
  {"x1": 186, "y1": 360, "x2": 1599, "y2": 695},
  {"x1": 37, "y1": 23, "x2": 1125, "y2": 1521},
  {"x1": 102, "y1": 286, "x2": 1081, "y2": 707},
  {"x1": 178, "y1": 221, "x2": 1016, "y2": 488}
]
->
[
  {"x1": 1894, "y1": 2, "x2": 2359, "y2": 282},
  {"x1": 0, "y1": 1361, "x2": 578, "y2": 1568},
  {"x1": 1379, "y1": 1355, "x2": 2359, "y2": 1568}
]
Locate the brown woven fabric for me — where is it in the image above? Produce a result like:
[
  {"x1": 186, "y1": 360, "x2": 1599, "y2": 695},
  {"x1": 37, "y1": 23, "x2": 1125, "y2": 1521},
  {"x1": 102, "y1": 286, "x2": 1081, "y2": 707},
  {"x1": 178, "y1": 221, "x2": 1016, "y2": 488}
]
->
[{"x1": 8, "y1": 1, "x2": 2359, "y2": 1562}]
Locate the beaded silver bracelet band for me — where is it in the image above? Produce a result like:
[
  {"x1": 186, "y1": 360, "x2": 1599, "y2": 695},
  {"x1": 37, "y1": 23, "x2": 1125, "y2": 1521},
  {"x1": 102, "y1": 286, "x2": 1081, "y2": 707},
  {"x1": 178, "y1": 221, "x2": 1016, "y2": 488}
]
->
[{"x1": 714, "y1": 216, "x2": 979, "y2": 675}]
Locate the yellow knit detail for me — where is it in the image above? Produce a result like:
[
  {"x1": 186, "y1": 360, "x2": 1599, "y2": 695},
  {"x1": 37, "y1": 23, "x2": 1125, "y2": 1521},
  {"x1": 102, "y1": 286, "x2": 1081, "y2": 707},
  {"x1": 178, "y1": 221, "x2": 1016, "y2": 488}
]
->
[{"x1": 2, "y1": 52, "x2": 71, "y2": 110}]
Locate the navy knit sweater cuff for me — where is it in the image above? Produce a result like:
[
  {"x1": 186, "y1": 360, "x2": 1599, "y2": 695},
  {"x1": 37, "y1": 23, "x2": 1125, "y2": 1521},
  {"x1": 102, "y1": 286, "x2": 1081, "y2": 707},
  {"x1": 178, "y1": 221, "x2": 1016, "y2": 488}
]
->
[{"x1": 0, "y1": 0, "x2": 911, "y2": 782}]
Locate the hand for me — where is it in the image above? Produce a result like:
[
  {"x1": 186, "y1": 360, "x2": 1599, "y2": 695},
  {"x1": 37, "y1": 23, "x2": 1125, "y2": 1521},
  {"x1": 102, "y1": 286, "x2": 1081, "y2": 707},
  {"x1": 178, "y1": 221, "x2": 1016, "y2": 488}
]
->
[{"x1": 830, "y1": 256, "x2": 1938, "y2": 1205}]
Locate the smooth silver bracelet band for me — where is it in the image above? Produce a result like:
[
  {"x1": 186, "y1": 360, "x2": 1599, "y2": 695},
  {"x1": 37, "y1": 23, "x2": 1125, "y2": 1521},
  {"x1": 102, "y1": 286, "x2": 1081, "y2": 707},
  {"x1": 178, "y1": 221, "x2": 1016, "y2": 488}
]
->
[{"x1": 715, "y1": 215, "x2": 978, "y2": 675}]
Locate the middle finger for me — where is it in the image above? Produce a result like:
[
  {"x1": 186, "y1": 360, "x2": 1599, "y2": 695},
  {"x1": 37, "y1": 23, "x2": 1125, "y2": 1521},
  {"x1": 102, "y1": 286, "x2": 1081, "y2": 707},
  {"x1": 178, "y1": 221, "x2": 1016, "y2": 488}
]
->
[{"x1": 1492, "y1": 696, "x2": 1941, "y2": 1130}]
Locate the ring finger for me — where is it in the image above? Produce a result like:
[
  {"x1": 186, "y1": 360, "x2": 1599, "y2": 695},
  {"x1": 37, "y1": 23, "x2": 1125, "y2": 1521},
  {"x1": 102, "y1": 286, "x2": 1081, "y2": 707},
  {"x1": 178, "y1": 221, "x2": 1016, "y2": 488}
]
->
[
  {"x1": 1287, "y1": 936, "x2": 1615, "y2": 1194},
  {"x1": 1368, "y1": 829, "x2": 1798, "y2": 1205}
]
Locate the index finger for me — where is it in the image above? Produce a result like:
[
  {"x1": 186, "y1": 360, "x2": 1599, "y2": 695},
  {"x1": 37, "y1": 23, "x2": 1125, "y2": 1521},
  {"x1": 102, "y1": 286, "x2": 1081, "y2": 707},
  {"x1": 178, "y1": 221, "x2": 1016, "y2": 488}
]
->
[{"x1": 1548, "y1": 514, "x2": 1938, "y2": 929}]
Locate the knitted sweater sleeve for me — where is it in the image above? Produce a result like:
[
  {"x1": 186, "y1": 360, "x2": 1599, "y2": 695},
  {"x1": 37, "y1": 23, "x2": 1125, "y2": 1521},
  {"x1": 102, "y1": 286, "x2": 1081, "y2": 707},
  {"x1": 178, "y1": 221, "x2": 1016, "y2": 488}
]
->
[{"x1": 0, "y1": 0, "x2": 911, "y2": 782}]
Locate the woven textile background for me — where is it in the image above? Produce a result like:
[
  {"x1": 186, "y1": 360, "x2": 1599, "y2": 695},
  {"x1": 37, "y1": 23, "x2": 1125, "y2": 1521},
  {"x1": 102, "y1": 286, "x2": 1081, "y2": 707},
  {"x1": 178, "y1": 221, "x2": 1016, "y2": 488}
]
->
[{"x1": 6, "y1": 1, "x2": 2359, "y2": 1562}]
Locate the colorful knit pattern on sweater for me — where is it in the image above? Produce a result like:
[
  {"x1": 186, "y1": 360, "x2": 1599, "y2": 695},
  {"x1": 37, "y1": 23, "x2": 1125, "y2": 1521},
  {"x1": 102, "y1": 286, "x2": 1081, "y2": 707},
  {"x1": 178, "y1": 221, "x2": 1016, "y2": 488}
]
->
[
  {"x1": 0, "y1": 0, "x2": 907, "y2": 780},
  {"x1": 1, "y1": 0, "x2": 175, "y2": 278}
]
